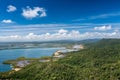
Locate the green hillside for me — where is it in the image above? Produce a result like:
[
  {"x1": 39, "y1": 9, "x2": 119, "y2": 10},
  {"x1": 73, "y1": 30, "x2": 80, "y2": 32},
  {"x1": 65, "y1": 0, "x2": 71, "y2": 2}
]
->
[{"x1": 1, "y1": 39, "x2": 120, "y2": 80}]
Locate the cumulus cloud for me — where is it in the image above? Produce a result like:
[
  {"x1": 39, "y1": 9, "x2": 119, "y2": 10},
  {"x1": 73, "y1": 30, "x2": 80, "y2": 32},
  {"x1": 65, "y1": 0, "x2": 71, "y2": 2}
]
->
[
  {"x1": 1, "y1": 19, "x2": 14, "y2": 24},
  {"x1": 94, "y1": 25, "x2": 112, "y2": 31},
  {"x1": 0, "y1": 29, "x2": 119, "y2": 42},
  {"x1": 22, "y1": 6, "x2": 47, "y2": 19},
  {"x1": 7, "y1": 5, "x2": 17, "y2": 12},
  {"x1": 58, "y1": 29, "x2": 68, "y2": 34}
]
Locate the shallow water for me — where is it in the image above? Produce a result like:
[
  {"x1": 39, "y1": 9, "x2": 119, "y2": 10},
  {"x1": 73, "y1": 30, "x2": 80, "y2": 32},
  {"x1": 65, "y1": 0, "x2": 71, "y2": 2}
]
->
[{"x1": 0, "y1": 48, "x2": 63, "y2": 72}]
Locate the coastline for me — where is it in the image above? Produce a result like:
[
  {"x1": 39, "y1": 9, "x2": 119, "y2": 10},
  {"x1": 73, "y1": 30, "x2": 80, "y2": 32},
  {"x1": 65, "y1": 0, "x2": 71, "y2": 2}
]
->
[
  {"x1": 2, "y1": 48, "x2": 80, "y2": 72},
  {"x1": 0, "y1": 47, "x2": 66, "y2": 72}
]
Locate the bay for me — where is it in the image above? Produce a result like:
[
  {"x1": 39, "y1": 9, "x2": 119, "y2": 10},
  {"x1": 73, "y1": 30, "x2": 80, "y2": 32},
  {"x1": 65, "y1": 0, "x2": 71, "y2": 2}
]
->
[{"x1": 0, "y1": 47, "x2": 64, "y2": 72}]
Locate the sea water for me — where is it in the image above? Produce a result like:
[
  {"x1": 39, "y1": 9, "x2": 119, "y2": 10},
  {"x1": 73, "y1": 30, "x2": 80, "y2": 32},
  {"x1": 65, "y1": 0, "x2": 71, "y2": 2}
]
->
[{"x1": 0, "y1": 48, "x2": 63, "y2": 72}]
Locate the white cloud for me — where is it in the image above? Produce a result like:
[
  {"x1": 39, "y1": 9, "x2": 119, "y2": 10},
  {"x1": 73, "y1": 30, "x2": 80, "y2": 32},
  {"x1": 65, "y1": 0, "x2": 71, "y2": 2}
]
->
[
  {"x1": 22, "y1": 6, "x2": 47, "y2": 19},
  {"x1": 0, "y1": 29, "x2": 119, "y2": 42},
  {"x1": 90, "y1": 12, "x2": 120, "y2": 19},
  {"x1": 58, "y1": 29, "x2": 68, "y2": 34},
  {"x1": 73, "y1": 12, "x2": 120, "y2": 21},
  {"x1": 1, "y1": 19, "x2": 14, "y2": 24},
  {"x1": 94, "y1": 25, "x2": 112, "y2": 31},
  {"x1": 7, "y1": 5, "x2": 17, "y2": 12}
]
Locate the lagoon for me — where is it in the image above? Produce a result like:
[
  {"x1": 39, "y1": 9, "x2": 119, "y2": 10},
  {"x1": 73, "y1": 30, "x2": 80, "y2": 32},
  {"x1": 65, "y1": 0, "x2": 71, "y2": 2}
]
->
[{"x1": 0, "y1": 48, "x2": 64, "y2": 72}]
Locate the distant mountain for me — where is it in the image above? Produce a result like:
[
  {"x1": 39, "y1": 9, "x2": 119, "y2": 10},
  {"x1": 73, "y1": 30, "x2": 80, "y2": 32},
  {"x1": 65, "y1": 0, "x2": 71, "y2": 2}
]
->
[{"x1": 89, "y1": 38, "x2": 120, "y2": 48}]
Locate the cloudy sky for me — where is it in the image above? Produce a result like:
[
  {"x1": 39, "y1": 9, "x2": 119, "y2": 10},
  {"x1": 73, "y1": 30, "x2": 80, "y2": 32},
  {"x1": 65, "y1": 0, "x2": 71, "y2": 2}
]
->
[{"x1": 0, "y1": 0, "x2": 120, "y2": 42}]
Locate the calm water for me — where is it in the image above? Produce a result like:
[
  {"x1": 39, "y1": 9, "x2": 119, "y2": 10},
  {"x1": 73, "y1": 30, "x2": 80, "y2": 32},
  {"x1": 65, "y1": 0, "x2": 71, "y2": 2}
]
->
[{"x1": 0, "y1": 48, "x2": 64, "y2": 72}]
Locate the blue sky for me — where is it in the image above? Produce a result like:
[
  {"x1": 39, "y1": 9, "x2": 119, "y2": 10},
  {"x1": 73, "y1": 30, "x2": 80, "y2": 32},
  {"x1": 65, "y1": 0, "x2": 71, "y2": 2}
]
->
[{"x1": 0, "y1": 0, "x2": 120, "y2": 41}]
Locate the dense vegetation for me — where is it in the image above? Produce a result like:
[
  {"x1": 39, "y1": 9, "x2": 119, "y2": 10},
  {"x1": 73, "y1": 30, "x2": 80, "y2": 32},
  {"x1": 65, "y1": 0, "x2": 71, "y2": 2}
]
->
[{"x1": 1, "y1": 39, "x2": 120, "y2": 80}]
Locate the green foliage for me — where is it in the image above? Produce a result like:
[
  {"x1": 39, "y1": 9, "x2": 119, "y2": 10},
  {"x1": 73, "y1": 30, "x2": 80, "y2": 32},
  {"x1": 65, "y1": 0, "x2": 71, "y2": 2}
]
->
[
  {"x1": 17, "y1": 56, "x2": 26, "y2": 60},
  {"x1": 1, "y1": 39, "x2": 120, "y2": 80}
]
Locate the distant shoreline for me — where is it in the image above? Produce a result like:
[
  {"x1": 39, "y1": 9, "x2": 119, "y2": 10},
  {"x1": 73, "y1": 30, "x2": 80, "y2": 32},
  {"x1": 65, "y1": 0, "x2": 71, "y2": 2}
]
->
[{"x1": 0, "y1": 47, "x2": 66, "y2": 51}]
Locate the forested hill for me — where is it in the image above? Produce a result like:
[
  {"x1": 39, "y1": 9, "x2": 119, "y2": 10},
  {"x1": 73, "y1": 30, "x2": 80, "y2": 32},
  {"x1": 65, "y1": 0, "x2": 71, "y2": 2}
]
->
[
  {"x1": 86, "y1": 39, "x2": 120, "y2": 48},
  {"x1": 1, "y1": 39, "x2": 120, "y2": 80}
]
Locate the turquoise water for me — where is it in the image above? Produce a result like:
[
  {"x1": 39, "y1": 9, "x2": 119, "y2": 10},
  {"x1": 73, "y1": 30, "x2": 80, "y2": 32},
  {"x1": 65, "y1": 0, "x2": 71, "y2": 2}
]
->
[{"x1": 0, "y1": 48, "x2": 63, "y2": 72}]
